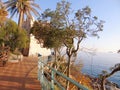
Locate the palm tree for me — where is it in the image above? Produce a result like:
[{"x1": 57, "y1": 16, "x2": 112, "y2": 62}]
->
[
  {"x1": 5, "y1": 0, "x2": 40, "y2": 28},
  {"x1": 4, "y1": 0, "x2": 40, "y2": 56}
]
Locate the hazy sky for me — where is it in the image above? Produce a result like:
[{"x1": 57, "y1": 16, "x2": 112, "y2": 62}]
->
[{"x1": 6, "y1": 0, "x2": 120, "y2": 52}]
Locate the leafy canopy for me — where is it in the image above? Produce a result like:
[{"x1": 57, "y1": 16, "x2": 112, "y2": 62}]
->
[
  {"x1": 0, "y1": 20, "x2": 29, "y2": 52},
  {"x1": 31, "y1": 20, "x2": 63, "y2": 49}
]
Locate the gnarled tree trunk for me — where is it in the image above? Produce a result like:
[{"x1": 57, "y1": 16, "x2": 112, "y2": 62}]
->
[{"x1": 101, "y1": 64, "x2": 120, "y2": 90}]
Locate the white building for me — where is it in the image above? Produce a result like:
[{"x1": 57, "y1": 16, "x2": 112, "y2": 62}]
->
[
  {"x1": 29, "y1": 34, "x2": 51, "y2": 56},
  {"x1": 23, "y1": 17, "x2": 51, "y2": 56}
]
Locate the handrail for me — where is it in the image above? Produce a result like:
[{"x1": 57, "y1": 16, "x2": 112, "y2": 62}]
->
[{"x1": 38, "y1": 55, "x2": 88, "y2": 90}]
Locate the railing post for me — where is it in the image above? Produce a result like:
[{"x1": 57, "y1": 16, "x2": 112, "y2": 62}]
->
[
  {"x1": 38, "y1": 54, "x2": 88, "y2": 90},
  {"x1": 51, "y1": 70, "x2": 54, "y2": 90},
  {"x1": 41, "y1": 59, "x2": 44, "y2": 83},
  {"x1": 40, "y1": 56, "x2": 44, "y2": 90},
  {"x1": 38, "y1": 54, "x2": 44, "y2": 89},
  {"x1": 38, "y1": 55, "x2": 41, "y2": 80}
]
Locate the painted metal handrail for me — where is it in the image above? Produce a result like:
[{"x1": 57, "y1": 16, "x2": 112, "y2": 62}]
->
[{"x1": 38, "y1": 55, "x2": 88, "y2": 90}]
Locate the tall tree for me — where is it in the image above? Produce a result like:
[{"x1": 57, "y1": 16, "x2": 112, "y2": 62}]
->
[
  {"x1": 31, "y1": 0, "x2": 104, "y2": 89},
  {"x1": 5, "y1": 0, "x2": 40, "y2": 28},
  {"x1": 40, "y1": 1, "x2": 104, "y2": 89}
]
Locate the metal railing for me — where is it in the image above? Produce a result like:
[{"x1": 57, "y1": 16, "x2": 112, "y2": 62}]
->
[{"x1": 38, "y1": 55, "x2": 88, "y2": 90}]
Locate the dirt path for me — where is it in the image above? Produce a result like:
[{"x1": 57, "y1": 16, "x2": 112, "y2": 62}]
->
[{"x1": 0, "y1": 56, "x2": 41, "y2": 90}]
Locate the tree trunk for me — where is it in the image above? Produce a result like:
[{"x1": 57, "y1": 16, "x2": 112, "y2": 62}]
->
[
  {"x1": 18, "y1": 11, "x2": 23, "y2": 28},
  {"x1": 101, "y1": 65, "x2": 120, "y2": 90},
  {"x1": 66, "y1": 55, "x2": 71, "y2": 90},
  {"x1": 22, "y1": 35, "x2": 30, "y2": 56},
  {"x1": 54, "y1": 49, "x2": 57, "y2": 63},
  {"x1": 21, "y1": 47, "x2": 29, "y2": 56},
  {"x1": 2, "y1": 42, "x2": 4, "y2": 47},
  {"x1": 53, "y1": 49, "x2": 57, "y2": 69},
  {"x1": 101, "y1": 77, "x2": 106, "y2": 90}
]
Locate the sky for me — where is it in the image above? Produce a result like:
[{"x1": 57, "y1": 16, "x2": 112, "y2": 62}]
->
[{"x1": 5, "y1": 0, "x2": 120, "y2": 52}]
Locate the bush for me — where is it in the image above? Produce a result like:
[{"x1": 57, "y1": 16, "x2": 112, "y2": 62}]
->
[{"x1": 0, "y1": 19, "x2": 29, "y2": 52}]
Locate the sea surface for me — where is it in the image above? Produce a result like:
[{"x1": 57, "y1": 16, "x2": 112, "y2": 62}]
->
[{"x1": 76, "y1": 52, "x2": 120, "y2": 86}]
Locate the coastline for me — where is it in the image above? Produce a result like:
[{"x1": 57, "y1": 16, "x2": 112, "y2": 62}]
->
[
  {"x1": 76, "y1": 52, "x2": 120, "y2": 87},
  {"x1": 85, "y1": 74, "x2": 120, "y2": 90}
]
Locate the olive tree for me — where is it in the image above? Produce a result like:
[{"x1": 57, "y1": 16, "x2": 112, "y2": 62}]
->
[{"x1": 40, "y1": 1, "x2": 104, "y2": 89}]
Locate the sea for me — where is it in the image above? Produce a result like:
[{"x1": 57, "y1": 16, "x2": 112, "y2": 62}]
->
[{"x1": 76, "y1": 52, "x2": 120, "y2": 86}]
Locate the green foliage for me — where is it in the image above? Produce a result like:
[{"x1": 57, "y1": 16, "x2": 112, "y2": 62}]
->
[
  {"x1": 0, "y1": 20, "x2": 29, "y2": 52},
  {"x1": 31, "y1": 20, "x2": 49, "y2": 42},
  {"x1": 31, "y1": 20, "x2": 63, "y2": 49},
  {"x1": 40, "y1": 1, "x2": 104, "y2": 53},
  {"x1": 44, "y1": 29, "x2": 62, "y2": 48}
]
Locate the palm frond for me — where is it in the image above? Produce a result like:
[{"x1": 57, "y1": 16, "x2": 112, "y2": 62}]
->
[{"x1": 5, "y1": 0, "x2": 40, "y2": 27}]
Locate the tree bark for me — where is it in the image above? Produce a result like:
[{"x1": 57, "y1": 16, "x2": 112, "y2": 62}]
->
[
  {"x1": 18, "y1": 11, "x2": 23, "y2": 28},
  {"x1": 101, "y1": 77, "x2": 106, "y2": 90},
  {"x1": 66, "y1": 55, "x2": 71, "y2": 90},
  {"x1": 21, "y1": 35, "x2": 30, "y2": 56},
  {"x1": 19, "y1": 14, "x2": 30, "y2": 56},
  {"x1": 21, "y1": 47, "x2": 29, "y2": 56},
  {"x1": 101, "y1": 65, "x2": 120, "y2": 90},
  {"x1": 54, "y1": 49, "x2": 57, "y2": 63}
]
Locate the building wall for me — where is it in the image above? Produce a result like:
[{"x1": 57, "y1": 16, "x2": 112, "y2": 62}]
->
[{"x1": 29, "y1": 34, "x2": 51, "y2": 56}]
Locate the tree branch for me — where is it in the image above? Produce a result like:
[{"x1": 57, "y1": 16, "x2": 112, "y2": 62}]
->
[
  {"x1": 104, "y1": 66, "x2": 120, "y2": 78},
  {"x1": 72, "y1": 36, "x2": 84, "y2": 53}
]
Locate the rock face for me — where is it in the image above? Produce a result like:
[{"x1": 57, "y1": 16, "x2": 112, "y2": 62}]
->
[{"x1": 29, "y1": 34, "x2": 51, "y2": 56}]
